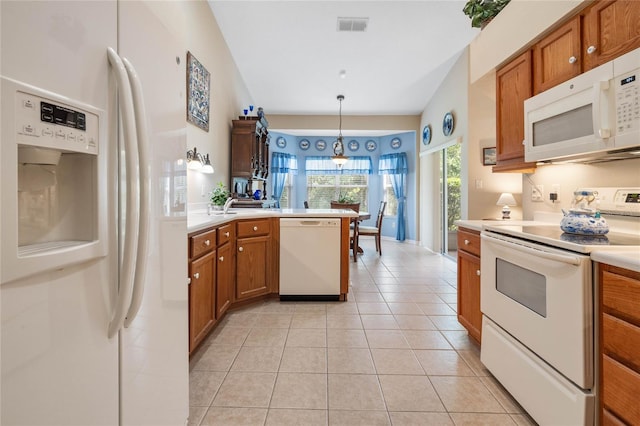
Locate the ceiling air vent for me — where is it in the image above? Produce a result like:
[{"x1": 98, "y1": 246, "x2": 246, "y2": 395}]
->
[{"x1": 337, "y1": 17, "x2": 369, "y2": 32}]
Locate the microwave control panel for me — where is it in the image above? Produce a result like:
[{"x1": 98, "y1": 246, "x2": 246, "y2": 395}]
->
[
  {"x1": 15, "y1": 89, "x2": 99, "y2": 155},
  {"x1": 615, "y1": 71, "x2": 639, "y2": 135}
]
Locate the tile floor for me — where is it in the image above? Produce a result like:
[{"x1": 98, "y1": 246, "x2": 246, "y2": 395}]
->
[{"x1": 188, "y1": 239, "x2": 537, "y2": 425}]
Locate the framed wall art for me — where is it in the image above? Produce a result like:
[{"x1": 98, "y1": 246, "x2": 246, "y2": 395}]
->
[
  {"x1": 186, "y1": 51, "x2": 210, "y2": 132},
  {"x1": 483, "y1": 147, "x2": 497, "y2": 166}
]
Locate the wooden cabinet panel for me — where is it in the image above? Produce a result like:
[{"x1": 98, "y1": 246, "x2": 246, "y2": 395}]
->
[
  {"x1": 495, "y1": 50, "x2": 537, "y2": 173},
  {"x1": 602, "y1": 355, "x2": 640, "y2": 425},
  {"x1": 236, "y1": 235, "x2": 270, "y2": 300},
  {"x1": 457, "y1": 249, "x2": 482, "y2": 343},
  {"x1": 599, "y1": 264, "x2": 640, "y2": 424},
  {"x1": 190, "y1": 229, "x2": 216, "y2": 259},
  {"x1": 231, "y1": 119, "x2": 256, "y2": 179},
  {"x1": 533, "y1": 17, "x2": 581, "y2": 95},
  {"x1": 189, "y1": 251, "x2": 216, "y2": 353},
  {"x1": 603, "y1": 313, "x2": 640, "y2": 372},
  {"x1": 237, "y1": 219, "x2": 271, "y2": 237},
  {"x1": 603, "y1": 409, "x2": 627, "y2": 426},
  {"x1": 457, "y1": 228, "x2": 481, "y2": 257},
  {"x1": 602, "y1": 269, "x2": 640, "y2": 325},
  {"x1": 217, "y1": 223, "x2": 234, "y2": 246},
  {"x1": 583, "y1": 0, "x2": 640, "y2": 71},
  {"x1": 216, "y1": 241, "x2": 233, "y2": 318}
]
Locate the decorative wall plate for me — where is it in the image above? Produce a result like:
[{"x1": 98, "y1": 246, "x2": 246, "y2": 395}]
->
[
  {"x1": 348, "y1": 140, "x2": 360, "y2": 151},
  {"x1": 442, "y1": 112, "x2": 454, "y2": 137},
  {"x1": 422, "y1": 125, "x2": 431, "y2": 145},
  {"x1": 299, "y1": 139, "x2": 310, "y2": 150},
  {"x1": 315, "y1": 139, "x2": 326, "y2": 151},
  {"x1": 390, "y1": 137, "x2": 402, "y2": 149},
  {"x1": 365, "y1": 140, "x2": 377, "y2": 152},
  {"x1": 276, "y1": 136, "x2": 286, "y2": 148}
]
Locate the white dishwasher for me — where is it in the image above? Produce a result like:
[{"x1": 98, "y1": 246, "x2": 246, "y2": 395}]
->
[{"x1": 279, "y1": 218, "x2": 341, "y2": 301}]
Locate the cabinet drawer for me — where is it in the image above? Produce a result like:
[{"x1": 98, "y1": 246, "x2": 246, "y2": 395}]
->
[
  {"x1": 237, "y1": 219, "x2": 271, "y2": 238},
  {"x1": 602, "y1": 355, "x2": 640, "y2": 425},
  {"x1": 602, "y1": 270, "x2": 640, "y2": 326},
  {"x1": 217, "y1": 223, "x2": 234, "y2": 246},
  {"x1": 603, "y1": 313, "x2": 640, "y2": 372},
  {"x1": 458, "y1": 228, "x2": 480, "y2": 257},
  {"x1": 190, "y1": 229, "x2": 216, "y2": 259}
]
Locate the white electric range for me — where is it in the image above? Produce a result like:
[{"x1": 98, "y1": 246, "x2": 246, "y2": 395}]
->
[{"x1": 479, "y1": 187, "x2": 639, "y2": 426}]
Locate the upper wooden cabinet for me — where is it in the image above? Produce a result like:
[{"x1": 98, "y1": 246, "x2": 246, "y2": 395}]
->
[
  {"x1": 495, "y1": 50, "x2": 537, "y2": 173},
  {"x1": 583, "y1": 0, "x2": 640, "y2": 71},
  {"x1": 533, "y1": 17, "x2": 582, "y2": 95},
  {"x1": 231, "y1": 117, "x2": 269, "y2": 198}
]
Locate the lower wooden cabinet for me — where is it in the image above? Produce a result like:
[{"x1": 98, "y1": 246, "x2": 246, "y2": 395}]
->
[
  {"x1": 236, "y1": 235, "x2": 270, "y2": 300},
  {"x1": 599, "y1": 263, "x2": 640, "y2": 425},
  {"x1": 457, "y1": 227, "x2": 482, "y2": 344},
  {"x1": 216, "y1": 241, "x2": 233, "y2": 318},
  {"x1": 188, "y1": 250, "x2": 216, "y2": 353}
]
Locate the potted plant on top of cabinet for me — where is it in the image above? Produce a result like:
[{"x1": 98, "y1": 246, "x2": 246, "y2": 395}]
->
[
  {"x1": 210, "y1": 182, "x2": 230, "y2": 209},
  {"x1": 463, "y1": 0, "x2": 511, "y2": 28}
]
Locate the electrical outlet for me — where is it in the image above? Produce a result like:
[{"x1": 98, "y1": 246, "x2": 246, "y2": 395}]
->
[{"x1": 531, "y1": 184, "x2": 544, "y2": 202}]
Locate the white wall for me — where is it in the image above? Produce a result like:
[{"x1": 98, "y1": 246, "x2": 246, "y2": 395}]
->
[{"x1": 182, "y1": 2, "x2": 253, "y2": 207}]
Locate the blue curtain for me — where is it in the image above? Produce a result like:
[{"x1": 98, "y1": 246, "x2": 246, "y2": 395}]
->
[
  {"x1": 271, "y1": 152, "x2": 298, "y2": 207},
  {"x1": 378, "y1": 153, "x2": 408, "y2": 241},
  {"x1": 305, "y1": 156, "x2": 373, "y2": 175}
]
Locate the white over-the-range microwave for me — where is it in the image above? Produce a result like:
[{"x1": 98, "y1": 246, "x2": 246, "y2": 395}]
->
[{"x1": 524, "y1": 47, "x2": 639, "y2": 163}]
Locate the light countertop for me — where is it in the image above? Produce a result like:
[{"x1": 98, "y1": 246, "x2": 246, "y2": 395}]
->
[
  {"x1": 455, "y1": 219, "x2": 538, "y2": 232},
  {"x1": 188, "y1": 208, "x2": 358, "y2": 233},
  {"x1": 591, "y1": 249, "x2": 640, "y2": 273}
]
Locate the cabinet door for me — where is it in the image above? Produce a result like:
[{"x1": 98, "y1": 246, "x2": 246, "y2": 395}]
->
[
  {"x1": 189, "y1": 250, "x2": 216, "y2": 353},
  {"x1": 457, "y1": 249, "x2": 482, "y2": 343},
  {"x1": 533, "y1": 17, "x2": 582, "y2": 95},
  {"x1": 583, "y1": 0, "x2": 640, "y2": 71},
  {"x1": 231, "y1": 120, "x2": 256, "y2": 178},
  {"x1": 495, "y1": 50, "x2": 536, "y2": 172},
  {"x1": 236, "y1": 235, "x2": 270, "y2": 300},
  {"x1": 216, "y1": 242, "x2": 233, "y2": 318}
]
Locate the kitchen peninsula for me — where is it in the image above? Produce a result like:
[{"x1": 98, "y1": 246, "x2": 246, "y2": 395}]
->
[{"x1": 187, "y1": 208, "x2": 357, "y2": 353}]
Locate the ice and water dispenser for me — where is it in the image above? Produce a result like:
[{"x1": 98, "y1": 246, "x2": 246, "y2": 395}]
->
[{"x1": 1, "y1": 78, "x2": 106, "y2": 283}]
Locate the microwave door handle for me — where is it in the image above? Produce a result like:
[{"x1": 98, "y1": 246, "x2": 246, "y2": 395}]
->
[
  {"x1": 107, "y1": 47, "x2": 140, "y2": 339},
  {"x1": 481, "y1": 233, "x2": 582, "y2": 266},
  {"x1": 121, "y1": 57, "x2": 150, "y2": 329},
  {"x1": 592, "y1": 80, "x2": 611, "y2": 139}
]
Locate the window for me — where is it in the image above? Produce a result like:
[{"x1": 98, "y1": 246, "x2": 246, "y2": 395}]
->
[
  {"x1": 278, "y1": 173, "x2": 293, "y2": 208},
  {"x1": 304, "y1": 156, "x2": 373, "y2": 210},
  {"x1": 307, "y1": 174, "x2": 368, "y2": 210},
  {"x1": 382, "y1": 174, "x2": 398, "y2": 216}
]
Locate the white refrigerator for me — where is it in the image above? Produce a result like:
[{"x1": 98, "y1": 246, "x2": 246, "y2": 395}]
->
[{"x1": 0, "y1": 2, "x2": 189, "y2": 425}]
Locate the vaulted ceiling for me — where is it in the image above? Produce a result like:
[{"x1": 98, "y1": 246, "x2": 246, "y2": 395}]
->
[{"x1": 208, "y1": 1, "x2": 479, "y2": 116}]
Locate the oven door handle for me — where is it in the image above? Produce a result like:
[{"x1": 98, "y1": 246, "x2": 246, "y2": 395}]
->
[{"x1": 481, "y1": 233, "x2": 582, "y2": 266}]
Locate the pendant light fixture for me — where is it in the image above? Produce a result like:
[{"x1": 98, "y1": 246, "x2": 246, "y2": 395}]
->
[{"x1": 331, "y1": 94, "x2": 348, "y2": 166}]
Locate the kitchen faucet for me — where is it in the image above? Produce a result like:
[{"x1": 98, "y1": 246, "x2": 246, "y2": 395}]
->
[{"x1": 223, "y1": 197, "x2": 236, "y2": 214}]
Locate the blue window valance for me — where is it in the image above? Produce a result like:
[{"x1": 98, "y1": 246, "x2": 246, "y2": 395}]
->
[
  {"x1": 271, "y1": 152, "x2": 298, "y2": 174},
  {"x1": 378, "y1": 152, "x2": 408, "y2": 175},
  {"x1": 305, "y1": 156, "x2": 373, "y2": 175}
]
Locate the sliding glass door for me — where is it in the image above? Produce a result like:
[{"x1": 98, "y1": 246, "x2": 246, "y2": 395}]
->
[{"x1": 439, "y1": 143, "x2": 461, "y2": 258}]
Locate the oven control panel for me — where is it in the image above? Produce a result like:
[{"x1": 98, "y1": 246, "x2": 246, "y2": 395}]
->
[{"x1": 582, "y1": 187, "x2": 640, "y2": 217}]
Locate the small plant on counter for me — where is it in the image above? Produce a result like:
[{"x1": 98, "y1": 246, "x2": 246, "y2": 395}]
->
[
  {"x1": 463, "y1": 0, "x2": 510, "y2": 28},
  {"x1": 210, "y1": 182, "x2": 230, "y2": 206}
]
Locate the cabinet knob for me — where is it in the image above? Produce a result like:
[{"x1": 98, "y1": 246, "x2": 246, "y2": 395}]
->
[
  {"x1": 464, "y1": 239, "x2": 470, "y2": 245},
  {"x1": 476, "y1": 270, "x2": 481, "y2": 276},
  {"x1": 224, "y1": 231, "x2": 230, "y2": 237},
  {"x1": 253, "y1": 226, "x2": 258, "y2": 231},
  {"x1": 568, "y1": 56, "x2": 577, "y2": 64},
  {"x1": 193, "y1": 272, "x2": 200, "y2": 279},
  {"x1": 586, "y1": 45, "x2": 596, "y2": 55},
  {"x1": 238, "y1": 247, "x2": 244, "y2": 252},
  {"x1": 219, "y1": 256, "x2": 224, "y2": 262},
  {"x1": 204, "y1": 239, "x2": 210, "y2": 246}
]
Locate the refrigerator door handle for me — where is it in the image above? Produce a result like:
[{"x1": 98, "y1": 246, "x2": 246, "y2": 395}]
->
[
  {"x1": 122, "y1": 56, "x2": 150, "y2": 328},
  {"x1": 107, "y1": 47, "x2": 140, "y2": 338}
]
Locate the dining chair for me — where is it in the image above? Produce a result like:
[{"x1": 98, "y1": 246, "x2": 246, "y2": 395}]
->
[
  {"x1": 330, "y1": 201, "x2": 360, "y2": 262},
  {"x1": 358, "y1": 201, "x2": 386, "y2": 255},
  {"x1": 304, "y1": 201, "x2": 309, "y2": 209}
]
